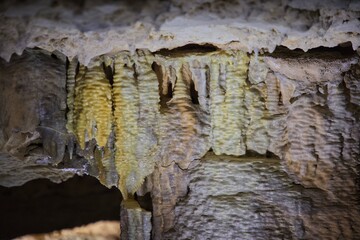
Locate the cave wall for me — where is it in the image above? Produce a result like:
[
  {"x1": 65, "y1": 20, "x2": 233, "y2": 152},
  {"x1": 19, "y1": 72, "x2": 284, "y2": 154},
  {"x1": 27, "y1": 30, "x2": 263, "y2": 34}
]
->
[
  {"x1": 168, "y1": 153, "x2": 360, "y2": 239},
  {"x1": 0, "y1": 49, "x2": 88, "y2": 187},
  {"x1": 141, "y1": 47, "x2": 360, "y2": 239}
]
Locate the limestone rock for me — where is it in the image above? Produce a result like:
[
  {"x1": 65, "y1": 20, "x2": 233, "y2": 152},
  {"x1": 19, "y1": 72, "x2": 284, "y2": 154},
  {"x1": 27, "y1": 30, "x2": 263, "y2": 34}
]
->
[{"x1": 0, "y1": 49, "x2": 66, "y2": 165}]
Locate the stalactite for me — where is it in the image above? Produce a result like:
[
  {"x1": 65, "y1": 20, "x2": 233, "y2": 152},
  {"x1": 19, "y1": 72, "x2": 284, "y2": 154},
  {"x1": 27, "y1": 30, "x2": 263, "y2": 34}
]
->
[
  {"x1": 66, "y1": 58, "x2": 78, "y2": 133},
  {"x1": 210, "y1": 51, "x2": 250, "y2": 155},
  {"x1": 73, "y1": 60, "x2": 112, "y2": 149},
  {"x1": 133, "y1": 50, "x2": 160, "y2": 192},
  {"x1": 112, "y1": 50, "x2": 161, "y2": 199},
  {"x1": 112, "y1": 52, "x2": 139, "y2": 199}
]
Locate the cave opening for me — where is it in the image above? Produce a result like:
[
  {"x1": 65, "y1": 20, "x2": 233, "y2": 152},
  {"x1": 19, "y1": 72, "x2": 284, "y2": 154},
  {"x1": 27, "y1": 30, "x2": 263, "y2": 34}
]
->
[{"x1": 0, "y1": 175, "x2": 122, "y2": 239}]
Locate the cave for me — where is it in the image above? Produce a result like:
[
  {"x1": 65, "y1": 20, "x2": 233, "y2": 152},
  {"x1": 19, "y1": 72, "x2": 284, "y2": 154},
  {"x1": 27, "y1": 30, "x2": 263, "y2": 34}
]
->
[{"x1": 0, "y1": 0, "x2": 360, "y2": 239}]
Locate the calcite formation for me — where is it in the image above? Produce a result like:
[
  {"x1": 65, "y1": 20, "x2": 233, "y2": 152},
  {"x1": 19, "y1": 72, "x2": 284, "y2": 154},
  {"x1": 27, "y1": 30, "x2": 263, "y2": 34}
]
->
[
  {"x1": 72, "y1": 60, "x2": 112, "y2": 149},
  {"x1": 0, "y1": 0, "x2": 360, "y2": 240},
  {"x1": 63, "y1": 50, "x2": 253, "y2": 199}
]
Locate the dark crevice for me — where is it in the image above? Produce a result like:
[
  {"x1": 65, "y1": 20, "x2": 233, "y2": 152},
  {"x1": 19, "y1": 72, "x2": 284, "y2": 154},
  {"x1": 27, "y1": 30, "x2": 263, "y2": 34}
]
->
[
  {"x1": 65, "y1": 57, "x2": 69, "y2": 72},
  {"x1": 266, "y1": 150, "x2": 277, "y2": 158},
  {"x1": 205, "y1": 65, "x2": 211, "y2": 98},
  {"x1": 102, "y1": 62, "x2": 114, "y2": 85},
  {"x1": 132, "y1": 63, "x2": 138, "y2": 86},
  {"x1": 152, "y1": 62, "x2": 173, "y2": 112},
  {"x1": 278, "y1": 91, "x2": 283, "y2": 106},
  {"x1": 189, "y1": 80, "x2": 199, "y2": 104},
  {"x1": 167, "y1": 81, "x2": 173, "y2": 99},
  {"x1": 270, "y1": 43, "x2": 356, "y2": 59},
  {"x1": 24, "y1": 142, "x2": 44, "y2": 157},
  {"x1": 75, "y1": 61, "x2": 80, "y2": 77},
  {"x1": 155, "y1": 43, "x2": 219, "y2": 57},
  {"x1": 50, "y1": 53, "x2": 58, "y2": 60},
  {"x1": 245, "y1": 150, "x2": 280, "y2": 159},
  {"x1": 135, "y1": 192, "x2": 153, "y2": 212},
  {"x1": 134, "y1": 192, "x2": 153, "y2": 239}
]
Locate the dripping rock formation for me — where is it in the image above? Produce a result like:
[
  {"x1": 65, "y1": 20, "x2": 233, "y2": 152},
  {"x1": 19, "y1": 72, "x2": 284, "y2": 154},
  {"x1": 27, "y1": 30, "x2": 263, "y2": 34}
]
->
[{"x1": 0, "y1": 0, "x2": 360, "y2": 239}]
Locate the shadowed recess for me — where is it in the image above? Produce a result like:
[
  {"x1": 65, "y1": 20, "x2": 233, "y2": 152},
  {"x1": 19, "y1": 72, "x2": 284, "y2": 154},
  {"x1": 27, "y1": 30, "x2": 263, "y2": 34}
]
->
[{"x1": 0, "y1": 175, "x2": 122, "y2": 239}]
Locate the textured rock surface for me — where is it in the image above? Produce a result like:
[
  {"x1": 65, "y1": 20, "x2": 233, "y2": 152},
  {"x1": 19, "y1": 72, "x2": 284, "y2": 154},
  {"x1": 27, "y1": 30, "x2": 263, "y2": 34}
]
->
[
  {"x1": 0, "y1": 153, "x2": 83, "y2": 187},
  {"x1": 264, "y1": 49, "x2": 360, "y2": 201},
  {"x1": 0, "y1": 0, "x2": 360, "y2": 65},
  {"x1": 0, "y1": 49, "x2": 87, "y2": 186},
  {"x1": 72, "y1": 59, "x2": 113, "y2": 149},
  {"x1": 112, "y1": 51, "x2": 160, "y2": 198},
  {"x1": 0, "y1": 49, "x2": 67, "y2": 158},
  {"x1": 167, "y1": 153, "x2": 360, "y2": 239}
]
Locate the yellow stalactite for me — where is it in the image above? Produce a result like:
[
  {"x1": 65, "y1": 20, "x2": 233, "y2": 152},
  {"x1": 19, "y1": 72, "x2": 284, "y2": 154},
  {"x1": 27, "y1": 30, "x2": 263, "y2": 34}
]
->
[
  {"x1": 112, "y1": 53, "x2": 139, "y2": 199},
  {"x1": 66, "y1": 50, "x2": 252, "y2": 198},
  {"x1": 112, "y1": 50, "x2": 160, "y2": 199},
  {"x1": 73, "y1": 61, "x2": 112, "y2": 149}
]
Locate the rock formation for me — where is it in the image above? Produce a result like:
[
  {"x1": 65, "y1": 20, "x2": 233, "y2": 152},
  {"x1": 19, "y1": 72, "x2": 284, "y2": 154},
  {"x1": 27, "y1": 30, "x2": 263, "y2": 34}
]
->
[{"x1": 0, "y1": 0, "x2": 359, "y2": 239}]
